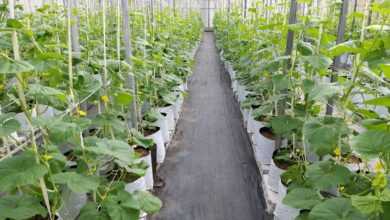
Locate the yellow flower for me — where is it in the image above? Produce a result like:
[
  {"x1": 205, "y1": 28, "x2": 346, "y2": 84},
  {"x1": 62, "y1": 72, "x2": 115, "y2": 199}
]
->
[
  {"x1": 374, "y1": 161, "x2": 384, "y2": 173},
  {"x1": 339, "y1": 186, "x2": 345, "y2": 192},
  {"x1": 101, "y1": 95, "x2": 109, "y2": 103},
  {"x1": 42, "y1": 154, "x2": 53, "y2": 161},
  {"x1": 334, "y1": 147, "x2": 341, "y2": 157},
  {"x1": 77, "y1": 109, "x2": 87, "y2": 117}
]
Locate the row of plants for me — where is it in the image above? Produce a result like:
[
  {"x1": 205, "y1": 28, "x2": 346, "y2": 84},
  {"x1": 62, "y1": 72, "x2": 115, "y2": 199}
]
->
[
  {"x1": 215, "y1": 0, "x2": 389, "y2": 219},
  {"x1": 0, "y1": 1, "x2": 202, "y2": 219}
]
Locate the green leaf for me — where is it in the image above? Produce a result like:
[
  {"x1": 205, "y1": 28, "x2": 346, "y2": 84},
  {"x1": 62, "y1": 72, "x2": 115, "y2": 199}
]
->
[
  {"x1": 104, "y1": 192, "x2": 140, "y2": 220},
  {"x1": 28, "y1": 84, "x2": 67, "y2": 108},
  {"x1": 306, "y1": 160, "x2": 351, "y2": 189},
  {"x1": 308, "y1": 83, "x2": 340, "y2": 102},
  {"x1": 309, "y1": 198, "x2": 366, "y2": 220},
  {"x1": 351, "y1": 130, "x2": 390, "y2": 159},
  {"x1": 86, "y1": 139, "x2": 134, "y2": 164},
  {"x1": 359, "y1": 63, "x2": 386, "y2": 83},
  {"x1": 328, "y1": 40, "x2": 360, "y2": 57},
  {"x1": 0, "y1": 195, "x2": 47, "y2": 220},
  {"x1": 0, "y1": 58, "x2": 34, "y2": 74},
  {"x1": 283, "y1": 188, "x2": 322, "y2": 209},
  {"x1": 302, "y1": 55, "x2": 332, "y2": 70},
  {"x1": 134, "y1": 191, "x2": 162, "y2": 214},
  {"x1": 114, "y1": 91, "x2": 133, "y2": 106},
  {"x1": 298, "y1": 41, "x2": 315, "y2": 55},
  {"x1": 351, "y1": 194, "x2": 382, "y2": 215},
  {"x1": 303, "y1": 117, "x2": 349, "y2": 156},
  {"x1": 0, "y1": 153, "x2": 47, "y2": 192},
  {"x1": 379, "y1": 63, "x2": 390, "y2": 78},
  {"x1": 129, "y1": 129, "x2": 155, "y2": 149},
  {"x1": 79, "y1": 202, "x2": 110, "y2": 220},
  {"x1": 0, "y1": 113, "x2": 20, "y2": 137},
  {"x1": 272, "y1": 74, "x2": 289, "y2": 91},
  {"x1": 6, "y1": 19, "x2": 24, "y2": 29},
  {"x1": 52, "y1": 172, "x2": 99, "y2": 193},
  {"x1": 270, "y1": 115, "x2": 303, "y2": 137},
  {"x1": 364, "y1": 96, "x2": 390, "y2": 107}
]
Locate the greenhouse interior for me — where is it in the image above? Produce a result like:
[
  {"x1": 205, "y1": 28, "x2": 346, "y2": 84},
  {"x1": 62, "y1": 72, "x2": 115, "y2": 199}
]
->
[{"x1": 0, "y1": 0, "x2": 389, "y2": 219}]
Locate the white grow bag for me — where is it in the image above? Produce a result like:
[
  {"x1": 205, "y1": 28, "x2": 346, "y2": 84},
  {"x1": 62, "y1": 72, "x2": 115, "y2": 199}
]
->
[
  {"x1": 146, "y1": 128, "x2": 166, "y2": 164},
  {"x1": 126, "y1": 153, "x2": 153, "y2": 191},
  {"x1": 158, "y1": 106, "x2": 176, "y2": 141},
  {"x1": 267, "y1": 160, "x2": 284, "y2": 193},
  {"x1": 246, "y1": 112, "x2": 264, "y2": 135},
  {"x1": 153, "y1": 115, "x2": 170, "y2": 145},
  {"x1": 274, "y1": 180, "x2": 300, "y2": 220},
  {"x1": 125, "y1": 175, "x2": 148, "y2": 220},
  {"x1": 252, "y1": 129, "x2": 275, "y2": 168}
]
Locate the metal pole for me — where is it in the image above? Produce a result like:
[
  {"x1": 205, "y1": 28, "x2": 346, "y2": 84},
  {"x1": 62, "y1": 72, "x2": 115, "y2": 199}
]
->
[
  {"x1": 326, "y1": 0, "x2": 348, "y2": 115},
  {"x1": 121, "y1": 0, "x2": 138, "y2": 128},
  {"x1": 208, "y1": 0, "x2": 210, "y2": 28}
]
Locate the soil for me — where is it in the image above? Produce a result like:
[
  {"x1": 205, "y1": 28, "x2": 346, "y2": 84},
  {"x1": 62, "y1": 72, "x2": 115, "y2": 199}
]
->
[
  {"x1": 143, "y1": 126, "x2": 160, "y2": 136},
  {"x1": 272, "y1": 148, "x2": 296, "y2": 170},
  {"x1": 134, "y1": 146, "x2": 150, "y2": 157},
  {"x1": 345, "y1": 154, "x2": 362, "y2": 164},
  {"x1": 251, "y1": 102, "x2": 261, "y2": 109},
  {"x1": 259, "y1": 127, "x2": 276, "y2": 140}
]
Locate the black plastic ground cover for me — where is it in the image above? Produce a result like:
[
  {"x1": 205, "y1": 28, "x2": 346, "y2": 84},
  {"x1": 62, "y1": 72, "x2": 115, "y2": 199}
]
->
[{"x1": 151, "y1": 32, "x2": 270, "y2": 220}]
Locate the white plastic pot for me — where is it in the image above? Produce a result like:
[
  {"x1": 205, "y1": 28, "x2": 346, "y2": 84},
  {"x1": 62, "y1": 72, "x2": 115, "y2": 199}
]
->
[
  {"x1": 142, "y1": 154, "x2": 154, "y2": 190},
  {"x1": 247, "y1": 114, "x2": 265, "y2": 135},
  {"x1": 153, "y1": 116, "x2": 170, "y2": 145},
  {"x1": 146, "y1": 128, "x2": 166, "y2": 164},
  {"x1": 237, "y1": 87, "x2": 249, "y2": 103},
  {"x1": 125, "y1": 176, "x2": 147, "y2": 193},
  {"x1": 125, "y1": 176, "x2": 149, "y2": 220},
  {"x1": 252, "y1": 129, "x2": 275, "y2": 167},
  {"x1": 267, "y1": 160, "x2": 284, "y2": 193},
  {"x1": 158, "y1": 106, "x2": 176, "y2": 140},
  {"x1": 274, "y1": 180, "x2": 299, "y2": 220}
]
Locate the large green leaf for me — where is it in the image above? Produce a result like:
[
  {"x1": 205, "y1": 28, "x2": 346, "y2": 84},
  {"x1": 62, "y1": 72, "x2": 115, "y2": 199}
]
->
[
  {"x1": 0, "y1": 195, "x2": 47, "y2": 220},
  {"x1": 0, "y1": 58, "x2": 34, "y2": 74},
  {"x1": 27, "y1": 84, "x2": 67, "y2": 108},
  {"x1": 328, "y1": 40, "x2": 360, "y2": 57},
  {"x1": 0, "y1": 113, "x2": 20, "y2": 137},
  {"x1": 134, "y1": 191, "x2": 162, "y2": 214},
  {"x1": 86, "y1": 139, "x2": 134, "y2": 164},
  {"x1": 272, "y1": 74, "x2": 289, "y2": 91},
  {"x1": 114, "y1": 91, "x2": 133, "y2": 106},
  {"x1": 270, "y1": 115, "x2": 303, "y2": 137},
  {"x1": 129, "y1": 129, "x2": 154, "y2": 149},
  {"x1": 52, "y1": 172, "x2": 100, "y2": 193},
  {"x1": 351, "y1": 194, "x2": 383, "y2": 216},
  {"x1": 103, "y1": 191, "x2": 140, "y2": 220},
  {"x1": 303, "y1": 117, "x2": 349, "y2": 156},
  {"x1": 309, "y1": 198, "x2": 366, "y2": 220},
  {"x1": 351, "y1": 130, "x2": 390, "y2": 159},
  {"x1": 364, "y1": 95, "x2": 390, "y2": 107},
  {"x1": 302, "y1": 55, "x2": 332, "y2": 70},
  {"x1": 0, "y1": 153, "x2": 47, "y2": 192},
  {"x1": 283, "y1": 188, "x2": 322, "y2": 209},
  {"x1": 297, "y1": 41, "x2": 315, "y2": 55},
  {"x1": 308, "y1": 83, "x2": 340, "y2": 102},
  {"x1": 306, "y1": 160, "x2": 351, "y2": 190},
  {"x1": 79, "y1": 202, "x2": 110, "y2": 220}
]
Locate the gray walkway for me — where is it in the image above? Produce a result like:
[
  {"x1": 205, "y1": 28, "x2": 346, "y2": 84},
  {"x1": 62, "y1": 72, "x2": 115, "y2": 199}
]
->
[{"x1": 152, "y1": 32, "x2": 269, "y2": 220}]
